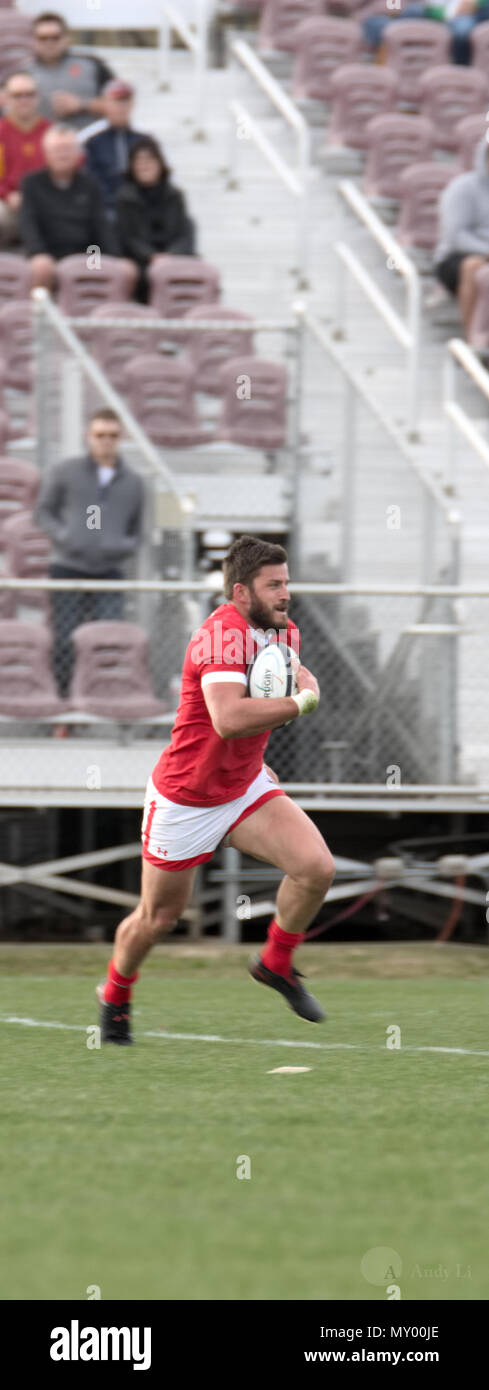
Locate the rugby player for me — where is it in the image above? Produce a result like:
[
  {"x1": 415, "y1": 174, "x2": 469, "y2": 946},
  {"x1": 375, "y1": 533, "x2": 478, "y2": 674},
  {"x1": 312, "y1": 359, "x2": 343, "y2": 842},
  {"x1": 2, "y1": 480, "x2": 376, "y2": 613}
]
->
[{"x1": 98, "y1": 536, "x2": 335, "y2": 1043}]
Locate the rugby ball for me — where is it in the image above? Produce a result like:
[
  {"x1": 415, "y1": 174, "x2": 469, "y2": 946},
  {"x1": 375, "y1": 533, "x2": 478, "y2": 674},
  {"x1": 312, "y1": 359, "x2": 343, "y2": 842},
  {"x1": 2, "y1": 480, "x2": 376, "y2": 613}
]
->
[{"x1": 247, "y1": 642, "x2": 298, "y2": 700}]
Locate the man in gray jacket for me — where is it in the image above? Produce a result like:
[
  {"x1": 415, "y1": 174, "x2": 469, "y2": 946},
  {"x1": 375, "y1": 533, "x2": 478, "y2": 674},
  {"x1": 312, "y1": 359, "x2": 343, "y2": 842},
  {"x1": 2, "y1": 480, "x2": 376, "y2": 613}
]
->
[
  {"x1": 434, "y1": 137, "x2": 489, "y2": 337},
  {"x1": 35, "y1": 407, "x2": 144, "y2": 694}
]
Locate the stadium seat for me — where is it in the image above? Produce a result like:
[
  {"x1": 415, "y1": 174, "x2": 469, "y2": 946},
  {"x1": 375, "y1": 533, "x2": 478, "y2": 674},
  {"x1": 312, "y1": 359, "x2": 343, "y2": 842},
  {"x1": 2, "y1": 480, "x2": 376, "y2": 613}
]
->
[
  {"x1": 216, "y1": 357, "x2": 287, "y2": 449},
  {"x1": 395, "y1": 163, "x2": 455, "y2": 252},
  {"x1": 292, "y1": 17, "x2": 362, "y2": 105},
  {"x1": 417, "y1": 67, "x2": 487, "y2": 154},
  {"x1": 86, "y1": 303, "x2": 161, "y2": 392},
  {"x1": 0, "y1": 14, "x2": 33, "y2": 85},
  {"x1": 0, "y1": 255, "x2": 31, "y2": 305},
  {"x1": 69, "y1": 621, "x2": 167, "y2": 719},
  {"x1": 148, "y1": 256, "x2": 221, "y2": 319},
  {"x1": 0, "y1": 410, "x2": 11, "y2": 452},
  {"x1": 258, "y1": 0, "x2": 325, "y2": 53},
  {"x1": 327, "y1": 65, "x2": 397, "y2": 152},
  {"x1": 467, "y1": 264, "x2": 489, "y2": 350},
  {"x1": 471, "y1": 23, "x2": 489, "y2": 93},
  {"x1": 120, "y1": 354, "x2": 211, "y2": 447},
  {"x1": 384, "y1": 21, "x2": 450, "y2": 108},
  {"x1": 454, "y1": 113, "x2": 488, "y2": 172},
  {"x1": 0, "y1": 621, "x2": 66, "y2": 717},
  {"x1": 0, "y1": 300, "x2": 33, "y2": 391},
  {"x1": 183, "y1": 306, "x2": 255, "y2": 395},
  {"x1": 363, "y1": 113, "x2": 435, "y2": 201},
  {"x1": 0, "y1": 458, "x2": 39, "y2": 539},
  {"x1": 0, "y1": 510, "x2": 51, "y2": 618},
  {"x1": 56, "y1": 255, "x2": 138, "y2": 316}
]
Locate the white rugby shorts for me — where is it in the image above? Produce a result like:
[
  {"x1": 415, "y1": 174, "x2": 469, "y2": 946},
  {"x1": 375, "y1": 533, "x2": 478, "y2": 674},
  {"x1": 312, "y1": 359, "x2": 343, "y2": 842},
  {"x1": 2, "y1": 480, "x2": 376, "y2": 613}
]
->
[{"x1": 141, "y1": 765, "x2": 284, "y2": 870}]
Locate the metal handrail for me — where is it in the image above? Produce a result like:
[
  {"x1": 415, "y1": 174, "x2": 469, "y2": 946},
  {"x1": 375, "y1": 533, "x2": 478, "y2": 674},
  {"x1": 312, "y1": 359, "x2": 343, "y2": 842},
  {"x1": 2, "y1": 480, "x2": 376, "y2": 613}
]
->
[
  {"x1": 444, "y1": 337, "x2": 489, "y2": 489},
  {"x1": 300, "y1": 304, "x2": 460, "y2": 585},
  {"x1": 159, "y1": 0, "x2": 210, "y2": 133},
  {"x1": 227, "y1": 39, "x2": 311, "y2": 284},
  {"x1": 336, "y1": 180, "x2": 422, "y2": 437}
]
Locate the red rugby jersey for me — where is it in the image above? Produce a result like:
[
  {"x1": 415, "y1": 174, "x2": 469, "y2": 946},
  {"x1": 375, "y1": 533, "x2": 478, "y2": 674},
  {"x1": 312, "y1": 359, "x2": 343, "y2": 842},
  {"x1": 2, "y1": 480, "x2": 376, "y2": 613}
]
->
[{"x1": 152, "y1": 602, "x2": 300, "y2": 806}]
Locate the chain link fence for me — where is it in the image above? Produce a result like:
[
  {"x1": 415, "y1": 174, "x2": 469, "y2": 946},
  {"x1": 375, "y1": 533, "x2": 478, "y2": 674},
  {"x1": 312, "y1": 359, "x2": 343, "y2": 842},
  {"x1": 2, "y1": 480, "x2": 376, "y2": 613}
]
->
[{"x1": 0, "y1": 578, "x2": 489, "y2": 794}]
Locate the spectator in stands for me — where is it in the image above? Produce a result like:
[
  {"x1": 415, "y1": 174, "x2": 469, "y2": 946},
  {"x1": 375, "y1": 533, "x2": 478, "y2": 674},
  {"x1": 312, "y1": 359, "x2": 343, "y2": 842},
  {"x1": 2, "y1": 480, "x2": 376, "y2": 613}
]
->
[
  {"x1": 83, "y1": 81, "x2": 146, "y2": 218},
  {"x1": 30, "y1": 11, "x2": 115, "y2": 131},
  {"x1": 19, "y1": 124, "x2": 120, "y2": 291},
  {"x1": 434, "y1": 137, "x2": 489, "y2": 335},
  {"x1": 115, "y1": 136, "x2": 196, "y2": 300},
  {"x1": 0, "y1": 72, "x2": 50, "y2": 249},
  {"x1": 363, "y1": 0, "x2": 489, "y2": 65},
  {"x1": 35, "y1": 407, "x2": 144, "y2": 696}
]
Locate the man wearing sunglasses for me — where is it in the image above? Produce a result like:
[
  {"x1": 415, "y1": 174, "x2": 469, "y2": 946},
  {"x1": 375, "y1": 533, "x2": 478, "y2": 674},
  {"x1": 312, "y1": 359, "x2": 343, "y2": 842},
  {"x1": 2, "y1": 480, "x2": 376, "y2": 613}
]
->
[
  {"x1": 0, "y1": 72, "x2": 50, "y2": 248},
  {"x1": 30, "y1": 11, "x2": 115, "y2": 131},
  {"x1": 35, "y1": 408, "x2": 144, "y2": 698}
]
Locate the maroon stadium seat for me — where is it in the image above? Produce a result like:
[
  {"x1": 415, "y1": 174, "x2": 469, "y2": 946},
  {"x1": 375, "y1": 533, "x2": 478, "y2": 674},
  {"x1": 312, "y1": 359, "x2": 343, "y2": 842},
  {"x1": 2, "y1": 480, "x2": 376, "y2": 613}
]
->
[
  {"x1": 471, "y1": 23, "x2": 489, "y2": 96},
  {"x1": 0, "y1": 254, "x2": 31, "y2": 305},
  {"x1": 454, "y1": 113, "x2": 488, "y2": 172},
  {"x1": 0, "y1": 458, "x2": 39, "y2": 540},
  {"x1": 363, "y1": 113, "x2": 435, "y2": 200},
  {"x1": 148, "y1": 256, "x2": 221, "y2": 319},
  {"x1": 216, "y1": 357, "x2": 287, "y2": 449},
  {"x1": 0, "y1": 300, "x2": 33, "y2": 390},
  {"x1": 69, "y1": 622, "x2": 166, "y2": 719},
  {"x1": 259, "y1": 0, "x2": 325, "y2": 53},
  {"x1": 292, "y1": 18, "x2": 362, "y2": 104},
  {"x1": 0, "y1": 621, "x2": 66, "y2": 717},
  {"x1": 0, "y1": 15, "x2": 32, "y2": 85},
  {"x1": 395, "y1": 162, "x2": 455, "y2": 251},
  {"x1": 418, "y1": 66, "x2": 487, "y2": 153},
  {"x1": 384, "y1": 20, "x2": 450, "y2": 107},
  {"x1": 183, "y1": 306, "x2": 255, "y2": 395},
  {"x1": 86, "y1": 303, "x2": 161, "y2": 392},
  {"x1": 0, "y1": 509, "x2": 51, "y2": 618},
  {"x1": 328, "y1": 65, "x2": 397, "y2": 151},
  {"x1": 56, "y1": 254, "x2": 138, "y2": 316},
  {"x1": 121, "y1": 354, "x2": 211, "y2": 447}
]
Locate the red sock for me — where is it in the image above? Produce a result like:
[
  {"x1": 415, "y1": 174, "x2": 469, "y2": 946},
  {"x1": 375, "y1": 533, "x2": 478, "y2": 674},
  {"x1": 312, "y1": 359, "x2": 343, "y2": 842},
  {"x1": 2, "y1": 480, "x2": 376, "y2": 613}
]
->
[
  {"x1": 261, "y1": 919, "x2": 304, "y2": 979},
  {"x1": 103, "y1": 960, "x2": 139, "y2": 1005}
]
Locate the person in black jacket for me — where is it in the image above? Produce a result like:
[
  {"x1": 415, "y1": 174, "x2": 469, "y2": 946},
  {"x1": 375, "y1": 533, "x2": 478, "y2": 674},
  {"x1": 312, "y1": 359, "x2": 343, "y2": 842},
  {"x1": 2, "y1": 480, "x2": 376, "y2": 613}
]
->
[
  {"x1": 115, "y1": 135, "x2": 196, "y2": 300},
  {"x1": 83, "y1": 81, "x2": 145, "y2": 219},
  {"x1": 19, "y1": 123, "x2": 125, "y2": 291}
]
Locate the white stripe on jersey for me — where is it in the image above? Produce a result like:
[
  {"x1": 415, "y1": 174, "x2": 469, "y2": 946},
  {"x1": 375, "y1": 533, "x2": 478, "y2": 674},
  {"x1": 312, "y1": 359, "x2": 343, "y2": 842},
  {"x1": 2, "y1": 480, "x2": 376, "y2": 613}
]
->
[{"x1": 201, "y1": 671, "x2": 248, "y2": 689}]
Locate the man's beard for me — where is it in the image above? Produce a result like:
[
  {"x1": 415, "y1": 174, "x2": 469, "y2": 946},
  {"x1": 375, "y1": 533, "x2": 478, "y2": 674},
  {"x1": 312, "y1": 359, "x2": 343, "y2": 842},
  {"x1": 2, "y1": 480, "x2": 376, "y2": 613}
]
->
[{"x1": 248, "y1": 595, "x2": 289, "y2": 634}]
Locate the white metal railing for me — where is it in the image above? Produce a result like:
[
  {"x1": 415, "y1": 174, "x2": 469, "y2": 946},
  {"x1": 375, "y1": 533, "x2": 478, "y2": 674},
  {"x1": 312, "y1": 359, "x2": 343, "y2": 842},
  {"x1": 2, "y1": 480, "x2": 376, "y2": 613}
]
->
[
  {"x1": 159, "y1": 0, "x2": 212, "y2": 133},
  {"x1": 336, "y1": 180, "x2": 421, "y2": 437},
  {"x1": 444, "y1": 337, "x2": 489, "y2": 490},
  {"x1": 299, "y1": 304, "x2": 460, "y2": 586},
  {"x1": 228, "y1": 39, "x2": 311, "y2": 285}
]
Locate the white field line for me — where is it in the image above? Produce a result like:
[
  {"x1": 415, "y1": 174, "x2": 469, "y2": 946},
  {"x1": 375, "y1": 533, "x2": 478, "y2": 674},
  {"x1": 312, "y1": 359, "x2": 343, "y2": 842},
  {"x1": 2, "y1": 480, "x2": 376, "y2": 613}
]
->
[{"x1": 0, "y1": 1015, "x2": 489, "y2": 1058}]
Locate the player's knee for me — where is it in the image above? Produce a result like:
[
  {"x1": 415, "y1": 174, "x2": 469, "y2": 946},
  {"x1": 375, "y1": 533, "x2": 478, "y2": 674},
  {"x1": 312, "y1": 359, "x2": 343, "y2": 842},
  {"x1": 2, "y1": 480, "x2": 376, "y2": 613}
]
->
[
  {"x1": 300, "y1": 850, "x2": 335, "y2": 895},
  {"x1": 140, "y1": 904, "x2": 178, "y2": 940}
]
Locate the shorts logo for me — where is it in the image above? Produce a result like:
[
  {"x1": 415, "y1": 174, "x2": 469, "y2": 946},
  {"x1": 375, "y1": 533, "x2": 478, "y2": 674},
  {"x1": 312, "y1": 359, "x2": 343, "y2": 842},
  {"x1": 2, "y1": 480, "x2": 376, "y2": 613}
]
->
[{"x1": 157, "y1": 848, "x2": 168, "y2": 857}]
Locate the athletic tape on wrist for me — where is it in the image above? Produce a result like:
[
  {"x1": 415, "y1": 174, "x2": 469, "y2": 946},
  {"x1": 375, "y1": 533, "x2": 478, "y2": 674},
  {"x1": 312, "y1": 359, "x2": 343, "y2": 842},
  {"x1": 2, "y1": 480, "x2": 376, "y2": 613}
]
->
[{"x1": 291, "y1": 688, "x2": 319, "y2": 716}]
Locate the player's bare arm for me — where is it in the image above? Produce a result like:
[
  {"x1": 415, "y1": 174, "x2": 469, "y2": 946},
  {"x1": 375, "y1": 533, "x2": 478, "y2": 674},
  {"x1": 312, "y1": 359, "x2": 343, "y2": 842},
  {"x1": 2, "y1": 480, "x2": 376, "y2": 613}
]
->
[{"x1": 203, "y1": 665, "x2": 320, "y2": 740}]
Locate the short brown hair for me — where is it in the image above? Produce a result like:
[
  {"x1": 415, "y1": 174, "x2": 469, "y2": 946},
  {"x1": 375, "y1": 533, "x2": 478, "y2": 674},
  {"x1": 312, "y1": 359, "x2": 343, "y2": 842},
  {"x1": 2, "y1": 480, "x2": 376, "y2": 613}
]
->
[
  {"x1": 89, "y1": 408, "x2": 121, "y2": 427},
  {"x1": 33, "y1": 12, "x2": 67, "y2": 30},
  {"x1": 222, "y1": 535, "x2": 288, "y2": 600}
]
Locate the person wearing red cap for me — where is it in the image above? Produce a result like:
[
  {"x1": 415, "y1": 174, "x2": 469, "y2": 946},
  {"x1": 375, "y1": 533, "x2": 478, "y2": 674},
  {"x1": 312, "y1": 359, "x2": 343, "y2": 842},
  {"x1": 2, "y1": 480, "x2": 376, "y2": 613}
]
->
[{"x1": 83, "y1": 81, "x2": 148, "y2": 219}]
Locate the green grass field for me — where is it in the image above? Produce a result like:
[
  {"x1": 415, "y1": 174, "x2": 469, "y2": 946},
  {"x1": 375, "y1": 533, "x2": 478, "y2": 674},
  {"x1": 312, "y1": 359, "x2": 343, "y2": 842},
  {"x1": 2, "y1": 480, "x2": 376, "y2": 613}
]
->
[{"x1": 1, "y1": 941, "x2": 488, "y2": 1301}]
